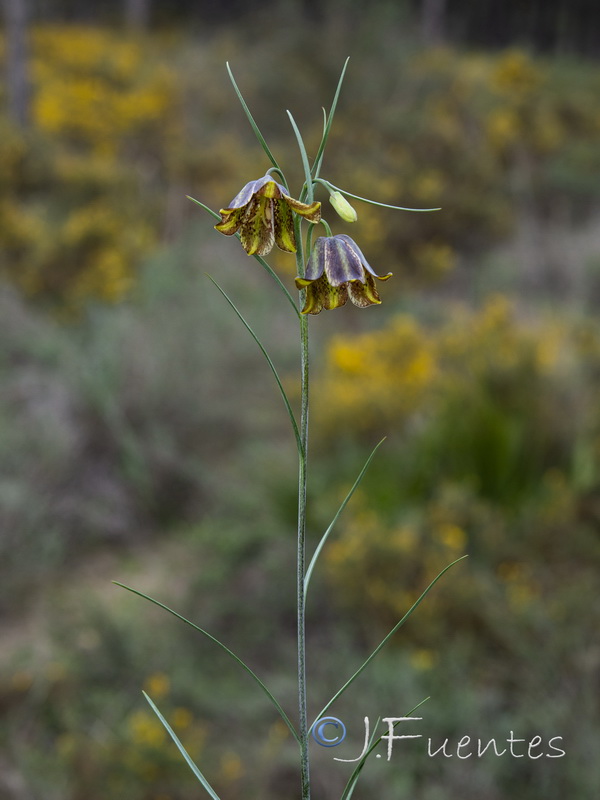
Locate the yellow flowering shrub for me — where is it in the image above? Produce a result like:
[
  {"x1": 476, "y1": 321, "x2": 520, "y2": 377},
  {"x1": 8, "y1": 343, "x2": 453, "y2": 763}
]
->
[
  {"x1": 3, "y1": 28, "x2": 600, "y2": 309},
  {"x1": 314, "y1": 295, "x2": 585, "y2": 437},
  {"x1": 318, "y1": 315, "x2": 437, "y2": 432},
  {"x1": 0, "y1": 26, "x2": 177, "y2": 311},
  {"x1": 31, "y1": 26, "x2": 175, "y2": 154},
  {"x1": 330, "y1": 47, "x2": 600, "y2": 282},
  {"x1": 47, "y1": 666, "x2": 209, "y2": 796},
  {"x1": 316, "y1": 298, "x2": 600, "y2": 649}
]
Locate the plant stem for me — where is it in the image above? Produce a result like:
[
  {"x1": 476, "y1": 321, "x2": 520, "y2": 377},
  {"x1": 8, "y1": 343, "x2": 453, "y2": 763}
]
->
[{"x1": 295, "y1": 214, "x2": 310, "y2": 800}]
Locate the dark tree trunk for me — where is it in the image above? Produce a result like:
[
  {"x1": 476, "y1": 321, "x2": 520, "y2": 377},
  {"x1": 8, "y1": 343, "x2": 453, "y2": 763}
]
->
[
  {"x1": 125, "y1": 0, "x2": 150, "y2": 29},
  {"x1": 421, "y1": 0, "x2": 446, "y2": 46},
  {"x1": 2, "y1": 0, "x2": 31, "y2": 128}
]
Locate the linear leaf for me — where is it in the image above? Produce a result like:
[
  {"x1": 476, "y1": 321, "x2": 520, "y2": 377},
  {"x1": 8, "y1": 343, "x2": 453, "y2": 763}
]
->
[
  {"x1": 310, "y1": 555, "x2": 468, "y2": 729},
  {"x1": 304, "y1": 438, "x2": 386, "y2": 593},
  {"x1": 206, "y1": 276, "x2": 303, "y2": 456},
  {"x1": 339, "y1": 716, "x2": 381, "y2": 800},
  {"x1": 187, "y1": 194, "x2": 221, "y2": 221},
  {"x1": 115, "y1": 582, "x2": 299, "y2": 743},
  {"x1": 226, "y1": 62, "x2": 280, "y2": 171},
  {"x1": 325, "y1": 183, "x2": 441, "y2": 212},
  {"x1": 144, "y1": 691, "x2": 221, "y2": 798},
  {"x1": 312, "y1": 57, "x2": 350, "y2": 180},
  {"x1": 340, "y1": 697, "x2": 430, "y2": 800},
  {"x1": 187, "y1": 196, "x2": 300, "y2": 317},
  {"x1": 287, "y1": 111, "x2": 314, "y2": 203},
  {"x1": 251, "y1": 253, "x2": 301, "y2": 318}
]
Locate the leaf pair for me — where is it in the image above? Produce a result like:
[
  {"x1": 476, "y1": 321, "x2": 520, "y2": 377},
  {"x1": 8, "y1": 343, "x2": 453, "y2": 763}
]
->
[{"x1": 116, "y1": 537, "x2": 465, "y2": 798}]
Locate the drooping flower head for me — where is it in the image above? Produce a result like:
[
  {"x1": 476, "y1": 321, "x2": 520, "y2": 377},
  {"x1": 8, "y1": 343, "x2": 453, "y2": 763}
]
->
[
  {"x1": 215, "y1": 174, "x2": 321, "y2": 256},
  {"x1": 295, "y1": 234, "x2": 392, "y2": 315}
]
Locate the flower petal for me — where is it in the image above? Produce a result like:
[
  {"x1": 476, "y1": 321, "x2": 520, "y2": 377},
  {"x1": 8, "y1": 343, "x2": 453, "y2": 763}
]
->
[
  {"x1": 274, "y1": 199, "x2": 297, "y2": 253},
  {"x1": 254, "y1": 177, "x2": 288, "y2": 199},
  {"x1": 300, "y1": 274, "x2": 349, "y2": 315},
  {"x1": 348, "y1": 273, "x2": 382, "y2": 307},
  {"x1": 225, "y1": 177, "x2": 265, "y2": 210},
  {"x1": 323, "y1": 237, "x2": 365, "y2": 286},
  {"x1": 214, "y1": 207, "x2": 245, "y2": 236},
  {"x1": 284, "y1": 196, "x2": 322, "y2": 223},
  {"x1": 335, "y1": 234, "x2": 392, "y2": 280},
  {"x1": 239, "y1": 197, "x2": 275, "y2": 256},
  {"x1": 323, "y1": 280, "x2": 349, "y2": 311},
  {"x1": 299, "y1": 279, "x2": 323, "y2": 314},
  {"x1": 302, "y1": 237, "x2": 327, "y2": 281}
]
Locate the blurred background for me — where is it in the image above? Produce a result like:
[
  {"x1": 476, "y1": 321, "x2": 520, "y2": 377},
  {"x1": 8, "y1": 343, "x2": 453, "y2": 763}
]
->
[{"x1": 1, "y1": 1, "x2": 600, "y2": 798}]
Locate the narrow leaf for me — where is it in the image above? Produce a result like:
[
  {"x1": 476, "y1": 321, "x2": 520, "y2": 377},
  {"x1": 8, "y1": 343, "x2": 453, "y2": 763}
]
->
[
  {"x1": 187, "y1": 194, "x2": 222, "y2": 221},
  {"x1": 321, "y1": 106, "x2": 327, "y2": 140},
  {"x1": 251, "y1": 253, "x2": 301, "y2": 318},
  {"x1": 287, "y1": 111, "x2": 314, "y2": 203},
  {"x1": 311, "y1": 555, "x2": 468, "y2": 728},
  {"x1": 340, "y1": 716, "x2": 381, "y2": 800},
  {"x1": 340, "y1": 697, "x2": 430, "y2": 800},
  {"x1": 304, "y1": 438, "x2": 386, "y2": 593},
  {"x1": 311, "y1": 108, "x2": 328, "y2": 180},
  {"x1": 312, "y1": 57, "x2": 350, "y2": 180},
  {"x1": 226, "y1": 62, "x2": 280, "y2": 171},
  {"x1": 206, "y1": 275, "x2": 303, "y2": 457},
  {"x1": 115, "y1": 582, "x2": 299, "y2": 743},
  {"x1": 144, "y1": 691, "x2": 221, "y2": 798},
  {"x1": 187, "y1": 196, "x2": 300, "y2": 317},
  {"x1": 326, "y1": 183, "x2": 441, "y2": 212}
]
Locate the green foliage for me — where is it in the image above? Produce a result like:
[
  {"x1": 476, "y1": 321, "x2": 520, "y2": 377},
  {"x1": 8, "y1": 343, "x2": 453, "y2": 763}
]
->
[
  {"x1": 0, "y1": 512, "x2": 303, "y2": 800},
  {"x1": 0, "y1": 232, "x2": 295, "y2": 613},
  {"x1": 0, "y1": 27, "x2": 178, "y2": 311},
  {"x1": 311, "y1": 297, "x2": 600, "y2": 748},
  {"x1": 2, "y1": 24, "x2": 600, "y2": 309},
  {"x1": 2, "y1": 16, "x2": 600, "y2": 800},
  {"x1": 315, "y1": 296, "x2": 600, "y2": 618}
]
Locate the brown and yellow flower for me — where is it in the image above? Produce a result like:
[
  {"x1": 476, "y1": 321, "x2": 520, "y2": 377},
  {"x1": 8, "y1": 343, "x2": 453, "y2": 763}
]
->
[
  {"x1": 295, "y1": 235, "x2": 392, "y2": 315},
  {"x1": 215, "y1": 174, "x2": 321, "y2": 256}
]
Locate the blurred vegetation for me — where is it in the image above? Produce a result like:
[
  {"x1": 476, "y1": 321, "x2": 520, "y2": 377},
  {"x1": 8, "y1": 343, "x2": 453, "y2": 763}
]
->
[
  {"x1": 317, "y1": 294, "x2": 600, "y2": 664},
  {"x1": 1, "y1": 23, "x2": 600, "y2": 310},
  {"x1": 0, "y1": 26, "x2": 176, "y2": 308},
  {"x1": 2, "y1": 270, "x2": 600, "y2": 798},
  {"x1": 16, "y1": 0, "x2": 600, "y2": 57},
  {"x1": 1, "y1": 10, "x2": 600, "y2": 800},
  {"x1": 0, "y1": 233, "x2": 296, "y2": 611}
]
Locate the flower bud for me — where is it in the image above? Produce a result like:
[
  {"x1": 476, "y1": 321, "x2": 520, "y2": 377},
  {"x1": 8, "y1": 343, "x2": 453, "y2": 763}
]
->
[{"x1": 329, "y1": 191, "x2": 358, "y2": 223}]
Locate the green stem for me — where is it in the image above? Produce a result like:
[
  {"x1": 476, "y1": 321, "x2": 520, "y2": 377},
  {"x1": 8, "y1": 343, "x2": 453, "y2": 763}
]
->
[{"x1": 295, "y1": 212, "x2": 310, "y2": 800}]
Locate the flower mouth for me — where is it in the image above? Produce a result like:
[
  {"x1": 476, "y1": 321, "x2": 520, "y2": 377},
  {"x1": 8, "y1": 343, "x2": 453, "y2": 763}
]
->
[{"x1": 296, "y1": 235, "x2": 392, "y2": 315}]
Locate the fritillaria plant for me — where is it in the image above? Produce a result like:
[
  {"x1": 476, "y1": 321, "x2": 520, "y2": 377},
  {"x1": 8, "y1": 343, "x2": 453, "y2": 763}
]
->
[{"x1": 116, "y1": 60, "x2": 465, "y2": 800}]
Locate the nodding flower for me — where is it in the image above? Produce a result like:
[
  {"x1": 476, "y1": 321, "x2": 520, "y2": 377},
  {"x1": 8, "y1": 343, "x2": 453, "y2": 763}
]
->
[
  {"x1": 215, "y1": 174, "x2": 321, "y2": 256},
  {"x1": 295, "y1": 234, "x2": 391, "y2": 315}
]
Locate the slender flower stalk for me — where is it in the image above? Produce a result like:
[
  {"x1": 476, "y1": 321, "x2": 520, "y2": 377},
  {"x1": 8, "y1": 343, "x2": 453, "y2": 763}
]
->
[{"x1": 294, "y1": 211, "x2": 311, "y2": 800}]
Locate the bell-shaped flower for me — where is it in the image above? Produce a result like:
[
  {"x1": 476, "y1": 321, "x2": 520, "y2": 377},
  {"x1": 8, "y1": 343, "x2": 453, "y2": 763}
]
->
[
  {"x1": 295, "y1": 234, "x2": 392, "y2": 315},
  {"x1": 215, "y1": 174, "x2": 321, "y2": 256}
]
